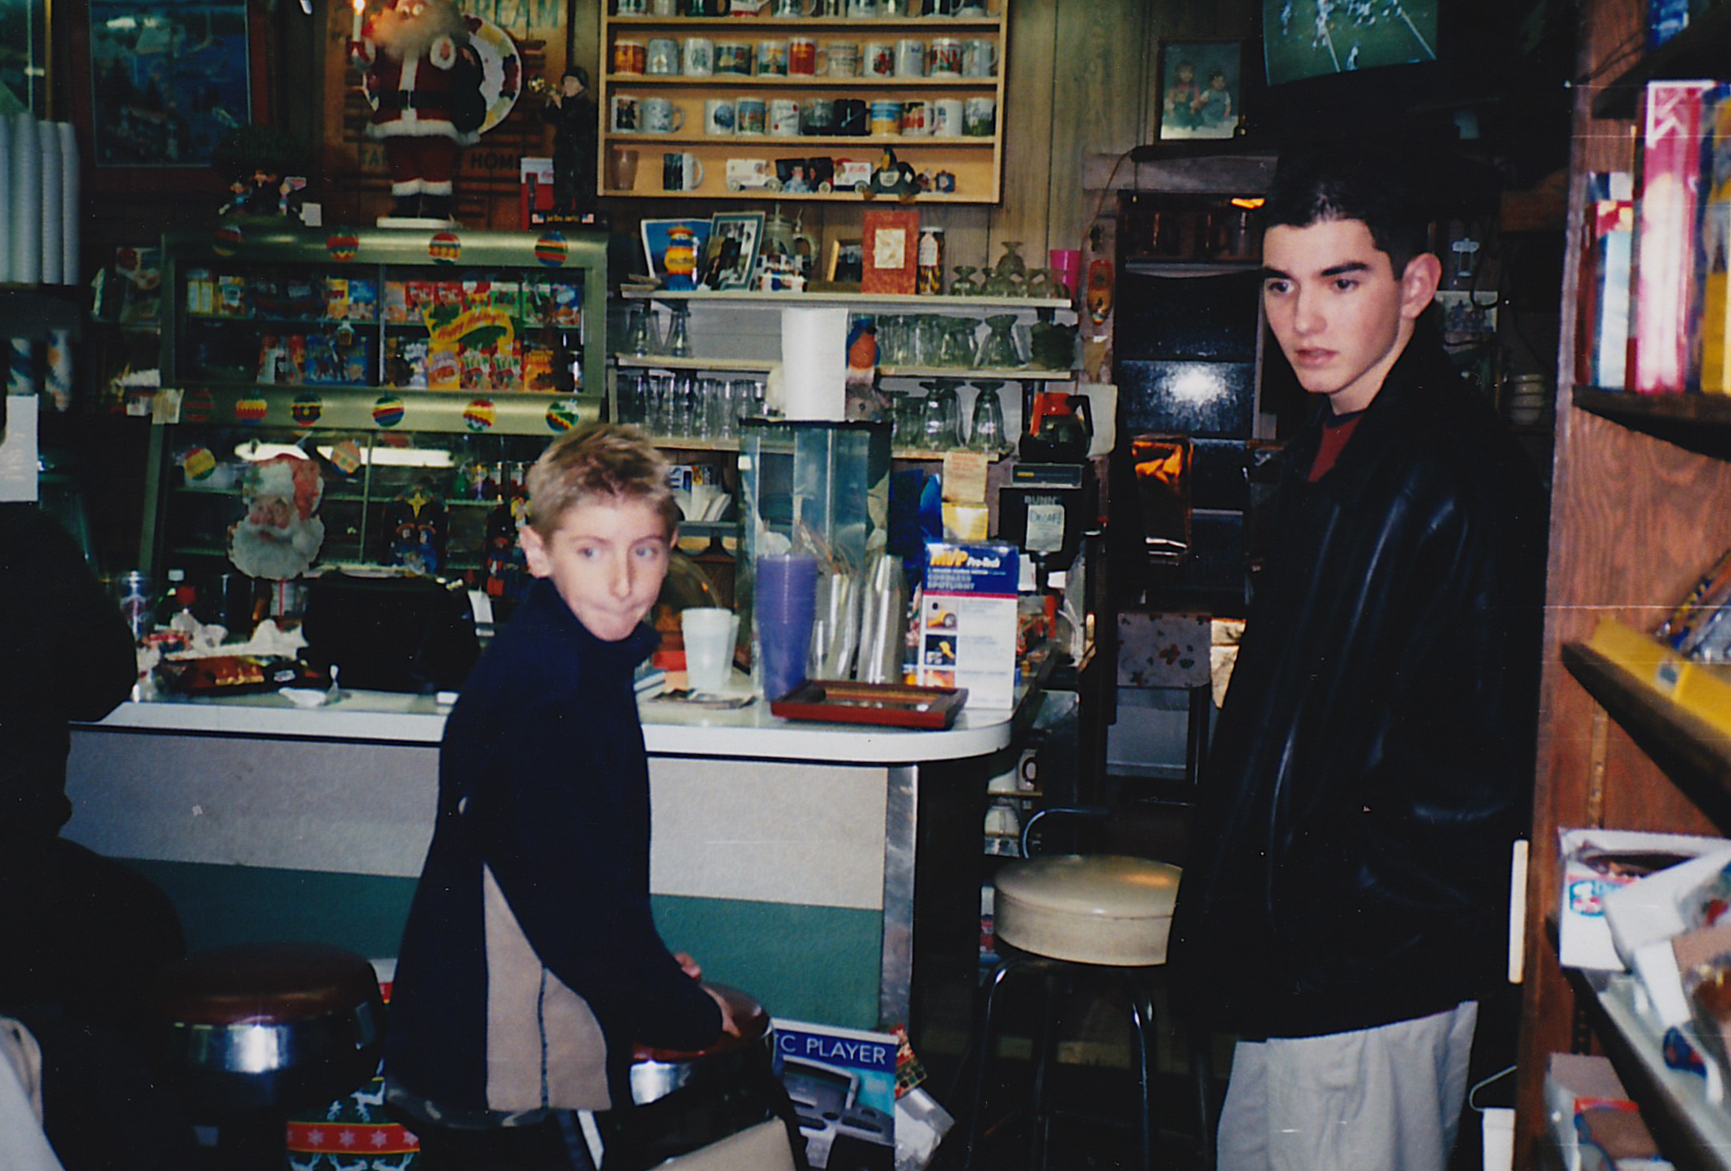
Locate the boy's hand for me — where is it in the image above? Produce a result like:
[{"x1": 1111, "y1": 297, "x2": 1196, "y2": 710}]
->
[
  {"x1": 705, "y1": 983, "x2": 745, "y2": 1037},
  {"x1": 673, "y1": 950, "x2": 702, "y2": 979}
]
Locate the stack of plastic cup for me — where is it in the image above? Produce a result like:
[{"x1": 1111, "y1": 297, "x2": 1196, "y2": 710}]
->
[{"x1": 755, "y1": 553, "x2": 818, "y2": 702}]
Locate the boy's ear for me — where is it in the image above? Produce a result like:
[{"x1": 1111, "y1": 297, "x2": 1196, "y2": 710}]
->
[
  {"x1": 1398, "y1": 252, "x2": 1443, "y2": 321},
  {"x1": 519, "y1": 524, "x2": 551, "y2": 577}
]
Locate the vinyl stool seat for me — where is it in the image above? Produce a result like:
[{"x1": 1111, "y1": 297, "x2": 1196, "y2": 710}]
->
[
  {"x1": 148, "y1": 942, "x2": 385, "y2": 1169},
  {"x1": 964, "y1": 844, "x2": 1211, "y2": 1171},
  {"x1": 994, "y1": 854, "x2": 1181, "y2": 966}
]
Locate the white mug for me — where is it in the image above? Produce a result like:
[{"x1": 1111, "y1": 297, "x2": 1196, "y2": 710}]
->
[
  {"x1": 703, "y1": 98, "x2": 736, "y2": 135},
  {"x1": 929, "y1": 37, "x2": 963, "y2": 77},
  {"x1": 646, "y1": 37, "x2": 680, "y2": 75},
  {"x1": 930, "y1": 98, "x2": 964, "y2": 137},
  {"x1": 826, "y1": 41, "x2": 861, "y2": 78},
  {"x1": 641, "y1": 96, "x2": 685, "y2": 134},
  {"x1": 616, "y1": 0, "x2": 647, "y2": 12},
  {"x1": 769, "y1": 98, "x2": 802, "y2": 137},
  {"x1": 895, "y1": 38, "x2": 926, "y2": 77},
  {"x1": 651, "y1": 0, "x2": 678, "y2": 12},
  {"x1": 609, "y1": 93, "x2": 641, "y2": 132},
  {"x1": 863, "y1": 41, "x2": 895, "y2": 78},
  {"x1": 846, "y1": 0, "x2": 877, "y2": 14},
  {"x1": 962, "y1": 38, "x2": 997, "y2": 77},
  {"x1": 682, "y1": 37, "x2": 714, "y2": 76}
]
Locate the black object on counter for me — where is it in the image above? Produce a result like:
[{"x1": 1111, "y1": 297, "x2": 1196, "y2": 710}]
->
[{"x1": 301, "y1": 572, "x2": 479, "y2": 694}]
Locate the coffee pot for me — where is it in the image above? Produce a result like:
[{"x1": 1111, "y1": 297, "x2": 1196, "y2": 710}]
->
[{"x1": 1019, "y1": 390, "x2": 1093, "y2": 463}]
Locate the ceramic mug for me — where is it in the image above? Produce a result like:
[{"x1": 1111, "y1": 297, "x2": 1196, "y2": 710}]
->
[
  {"x1": 768, "y1": 98, "x2": 802, "y2": 136},
  {"x1": 864, "y1": 42, "x2": 896, "y2": 78},
  {"x1": 611, "y1": 39, "x2": 647, "y2": 75},
  {"x1": 834, "y1": 97, "x2": 868, "y2": 136},
  {"x1": 802, "y1": 97, "x2": 835, "y2": 134},
  {"x1": 789, "y1": 37, "x2": 824, "y2": 76},
  {"x1": 962, "y1": 94, "x2": 995, "y2": 136},
  {"x1": 646, "y1": 37, "x2": 680, "y2": 75},
  {"x1": 930, "y1": 97, "x2": 963, "y2": 136},
  {"x1": 929, "y1": 37, "x2": 963, "y2": 77},
  {"x1": 846, "y1": 0, "x2": 877, "y2": 15},
  {"x1": 755, "y1": 40, "x2": 789, "y2": 77},
  {"x1": 900, "y1": 98, "x2": 929, "y2": 136},
  {"x1": 616, "y1": 0, "x2": 647, "y2": 13},
  {"x1": 868, "y1": 99, "x2": 903, "y2": 136},
  {"x1": 715, "y1": 40, "x2": 753, "y2": 75},
  {"x1": 772, "y1": 0, "x2": 807, "y2": 12},
  {"x1": 609, "y1": 93, "x2": 641, "y2": 132},
  {"x1": 895, "y1": 38, "x2": 926, "y2": 77},
  {"x1": 662, "y1": 151, "x2": 704, "y2": 192},
  {"x1": 682, "y1": 36, "x2": 714, "y2": 76},
  {"x1": 962, "y1": 38, "x2": 997, "y2": 77},
  {"x1": 642, "y1": 96, "x2": 685, "y2": 133},
  {"x1": 651, "y1": 0, "x2": 678, "y2": 12},
  {"x1": 704, "y1": 97, "x2": 737, "y2": 135},
  {"x1": 826, "y1": 41, "x2": 861, "y2": 78},
  {"x1": 735, "y1": 95, "x2": 767, "y2": 134}
]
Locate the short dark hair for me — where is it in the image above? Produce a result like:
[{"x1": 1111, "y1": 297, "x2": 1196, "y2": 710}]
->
[{"x1": 1262, "y1": 145, "x2": 1430, "y2": 276}]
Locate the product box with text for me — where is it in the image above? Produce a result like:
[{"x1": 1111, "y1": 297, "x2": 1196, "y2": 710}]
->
[
  {"x1": 772, "y1": 1020, "x2": 896, "y2": 1171},
  {"x1": 919, "y1": 541, "x2": 1019, "y2": 708}
]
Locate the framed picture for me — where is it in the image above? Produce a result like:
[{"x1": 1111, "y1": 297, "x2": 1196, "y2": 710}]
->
[
  {"x1": 702, "y1": 211, "x2": 764, "y2": 290},
  {"x1": 1, "y1": 0, "x2": 48, "y2": 114},
  {"x1": 1157, "y1": 39, "x2": 1243, "y2": 141},
  {"x1": 640, "y1": 217, "x2": 711, "y2": 280},
  {"x1": 861, "y1": 208, "x2": 919, "y2": 295},
  {"x1": 826, "y1": 239, "x2": 864, "y2": 285}
]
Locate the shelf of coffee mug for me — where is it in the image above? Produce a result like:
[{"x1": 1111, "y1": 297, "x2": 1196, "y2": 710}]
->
[
  {"x1": 605, "y1": 15, "x2": 1001, "y2": 31},
  {"x1": 606, "y1": 74, "x2": 996, "y2": 88},
  {"x1": 610, "y1": 132, "x2": 991, "y2": 146}
]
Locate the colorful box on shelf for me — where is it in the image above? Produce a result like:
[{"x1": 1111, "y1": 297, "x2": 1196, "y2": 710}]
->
[
  {"x1": 1558, "y1": 825, "x2": 1728, "y2": 970},
  {"x1": 1587, "y1": 616, "x2": 1731, "y2": 738}
]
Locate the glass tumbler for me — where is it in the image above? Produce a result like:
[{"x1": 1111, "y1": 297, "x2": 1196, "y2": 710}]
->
[
  {"x1": 700, "y1": 377, "x2": 731, "y2": 439},
  {"x1": 968, "y1": 380, "x2": 1005, "y2": 452}
]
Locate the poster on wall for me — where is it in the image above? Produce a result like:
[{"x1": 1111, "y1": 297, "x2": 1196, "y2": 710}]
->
[{"x1": 87, "y1": 0, "x2": 253, "y2": 166}]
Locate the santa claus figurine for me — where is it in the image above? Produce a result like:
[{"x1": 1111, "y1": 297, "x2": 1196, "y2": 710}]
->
[
  {"x1": 229, "y1": 454, "x2": 326, "y2": 581},
  {"x1": 350, "y1": 0, "x2": 486, "y2": 223}
]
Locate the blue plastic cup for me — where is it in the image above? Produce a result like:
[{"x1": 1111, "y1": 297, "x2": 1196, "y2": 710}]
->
[{"x1": 755, "y1": 554, "x2": 818, "y2": 701}]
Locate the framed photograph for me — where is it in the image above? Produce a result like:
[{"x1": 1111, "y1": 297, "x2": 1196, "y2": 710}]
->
[
  {"x1": 702, "y1": 211, "x2": 764, "y2": 290},
  {"x1": 640, "y1": 217, "x2": 711, "y2": 280},
  {"x1": 826, "y1": 238, "x2": 864, "y2": 285},
  {"x1": 1, "y1": 0, "x2": 48, "y2": 114},
  {"x1": 1157, "y1": 39, "x2": 1243, "y2": 141}
]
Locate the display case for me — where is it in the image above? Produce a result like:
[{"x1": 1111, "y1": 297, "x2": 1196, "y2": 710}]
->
[
  {"x1": 598, "y1": 3, "x2": 1008, "y2": 203},
  {"x1": 140, "y1": 226, "x2": 608, "y2": 594}
]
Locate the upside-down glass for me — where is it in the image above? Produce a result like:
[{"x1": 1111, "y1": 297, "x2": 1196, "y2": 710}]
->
[{"x1": 968, "y1": 380, "x2": 1005, "y2": 452}]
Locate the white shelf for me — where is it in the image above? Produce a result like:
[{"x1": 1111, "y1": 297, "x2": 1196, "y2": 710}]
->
[{"x1": 621, "y1": 288, "x2": 1074, "y2": 311}]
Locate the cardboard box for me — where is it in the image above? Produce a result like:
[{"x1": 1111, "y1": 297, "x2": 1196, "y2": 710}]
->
[{"x1": 1558, "y1": 826, "x2": 1727, "y2": 969}]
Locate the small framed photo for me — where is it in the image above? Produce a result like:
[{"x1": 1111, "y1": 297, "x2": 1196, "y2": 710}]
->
[
  {"x1": 826, "y1": 238, "x2": 864, "y2": 285},
  {"x1": 1157, "y1": 39, "x2": 1243, "y2": 141},
  {"x1": 640, "y1": 217, "x2": 711, "y2": 281},
  {"x1": 702, "y1": 211, "x2": 764, "y2": 290}
]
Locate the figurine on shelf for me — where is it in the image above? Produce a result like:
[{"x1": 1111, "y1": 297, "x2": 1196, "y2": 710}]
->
[
  {"x1": 212, "y1": 125, "x2": 311, "y2": 220},
  {"x1": 350, "y1": 0, "x2": 487, "y2": 223},
  {"x1": 862, "y1": 147, "x2": 918, "y2": 201},
  {"x1": 540, "y1": 66, "x2": 597, "y2": 219},
  {"x1": 228, "y1": 453, "x2": 325, "y2": 581}
]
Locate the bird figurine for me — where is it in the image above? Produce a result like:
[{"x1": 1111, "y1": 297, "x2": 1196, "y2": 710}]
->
[{"x1": 862, "y1": 147, "x2": 919, "y2": 201}]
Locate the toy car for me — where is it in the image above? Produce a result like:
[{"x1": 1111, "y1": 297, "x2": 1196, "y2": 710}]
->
[{"x1": 725, "y1": 158, "x2": 780, "y2": 192}]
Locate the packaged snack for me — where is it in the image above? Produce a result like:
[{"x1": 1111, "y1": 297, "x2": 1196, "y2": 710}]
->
[
  {"x1": 347, "y1": 277, "x2": 378, "y2": 322},
  {"x1": 383, "y1": 281, "x2": 410, "y2": 323}
]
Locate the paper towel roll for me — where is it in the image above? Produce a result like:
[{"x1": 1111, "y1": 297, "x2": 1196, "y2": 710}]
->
[
  {"x1": 0, "y1": 116, "x2": 11, "y2": 282},
  {"x1": 780, "y1": 307, "x2": 848, "y2": 421},
  {"x1": 9, "y1": 115, "x2": 41, "y2": 286},
  {"x1": 57, "y1": 123, "x2": 78, "y2": 285},
  {"x1": 38, "y1": 120, "x2": 61, "y2": 286}
]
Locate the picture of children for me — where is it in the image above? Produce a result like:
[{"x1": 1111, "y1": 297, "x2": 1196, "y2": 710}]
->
[{"x1": 1158, "y1": 41, "x2": 1242, "y2": 140}]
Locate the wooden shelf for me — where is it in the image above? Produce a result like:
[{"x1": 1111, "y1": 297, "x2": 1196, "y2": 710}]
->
[
  {"x1": 1589, "y1": 5, "x2": 1731, "y2": 120},
  {"x1": 1573, "y1": 387, "x2": 1731, "y2": 457},
  {"x1": 1562, "y1": 639, "x2": 1731, "y2": 821},
  {"x1": 1564, "y1": 965, "x2": 1731, "y2": 1171},
  {"x1": 606, "y1": 75, "x2": 997, "y2": 90},
  {"x1": 605, "y1": 15, "x2": 1001, "y2": 30}
]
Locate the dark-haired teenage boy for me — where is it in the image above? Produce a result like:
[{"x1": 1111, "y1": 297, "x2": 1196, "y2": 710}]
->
[{"x1": 1168, "y1": 148, "x2": 1546, "y2": 1170}]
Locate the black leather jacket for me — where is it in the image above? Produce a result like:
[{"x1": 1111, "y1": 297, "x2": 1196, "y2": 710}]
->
[{"x1": 1169, "y1": 327, "x2": 1546, "y2": 1039}]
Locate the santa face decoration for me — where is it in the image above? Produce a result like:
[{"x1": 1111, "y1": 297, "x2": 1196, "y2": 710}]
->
[{"x1": 228, "y1": 454, "x2": 327, "y2": 580}]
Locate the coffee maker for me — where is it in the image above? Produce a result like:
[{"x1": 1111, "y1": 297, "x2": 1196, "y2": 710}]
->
[{"x1": 999, "y1": 390, "x2": 1098, "y2": 573}]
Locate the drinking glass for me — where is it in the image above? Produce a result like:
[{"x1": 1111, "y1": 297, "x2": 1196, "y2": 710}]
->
[
  {"x1": 646, "y1": 373, "x2": 674, "y2": 435},
  {"x1": 700, "y1": 377, "x2": 732, "y2": 439},
  {"x1": 920, "y1": 380, "x2": 961, "y2": 450},
  {"x1": 976, "y1": 314, "x2": 1023, "y2": 368},
  {"x1": 664, "y1": 304, "x2": 693, "y2": 358},
  {"x1": 969, "y1": 380, "x2": 1005, "y2": 452},
  {"x1": 625, "y1": 305, "x2": 660, "y2": 356},
  {"x1": 616, "y1": 370, "x2": 647, "y2": 425}
]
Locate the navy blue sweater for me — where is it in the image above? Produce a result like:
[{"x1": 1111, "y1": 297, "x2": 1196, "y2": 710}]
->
[{"x1": 385, "y1": 577, "x2": 721, "y2": 1117}]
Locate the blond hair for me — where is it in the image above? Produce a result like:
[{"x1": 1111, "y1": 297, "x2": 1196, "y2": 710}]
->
[{"x1": 525, "y1": 423, "x2": 679, "y2": 540}]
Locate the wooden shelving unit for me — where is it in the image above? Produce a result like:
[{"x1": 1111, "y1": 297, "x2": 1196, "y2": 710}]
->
[
  {"x1": 1516, "y1": 4, "x2": 1731, "y2": 1164},
  {"x1": 597, "y1": 4, "x2": 1007, "y2": 203}
]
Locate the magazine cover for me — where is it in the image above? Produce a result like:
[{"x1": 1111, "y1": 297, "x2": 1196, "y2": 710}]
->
[{"x1": 772, "y1": 1020, "x2": 897, "y2": 1171}]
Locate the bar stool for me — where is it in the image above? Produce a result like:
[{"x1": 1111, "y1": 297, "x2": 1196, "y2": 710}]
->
[
  {"x1": 962, "y1": 810, "x2": 1213, "y2": 1171},
  {"x1": 147, "y1": 942, "x2": 385, "y2": 1170}
]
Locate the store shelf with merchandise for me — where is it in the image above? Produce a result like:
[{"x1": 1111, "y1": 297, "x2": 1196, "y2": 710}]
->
[
  {"x1": 1516, "y1": 0, "x2": 1731, "y2": 1159},
  {"x1": 599, "y1": 3, "x2": 1007, "y2": 203}
]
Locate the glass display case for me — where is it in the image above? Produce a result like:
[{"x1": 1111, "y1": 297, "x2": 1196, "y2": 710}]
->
[{"x1": 140, "y1": 226, "x2": 608, "y2": 606}]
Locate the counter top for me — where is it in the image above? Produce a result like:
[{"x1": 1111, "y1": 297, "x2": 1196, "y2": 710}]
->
[{"x1": 86, "y1": 680, "x2": 1020, "y2": 764}]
